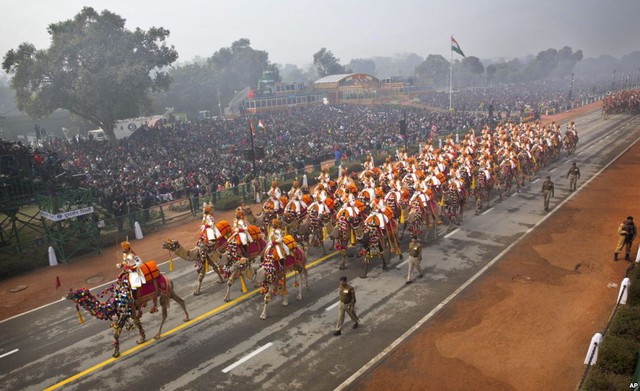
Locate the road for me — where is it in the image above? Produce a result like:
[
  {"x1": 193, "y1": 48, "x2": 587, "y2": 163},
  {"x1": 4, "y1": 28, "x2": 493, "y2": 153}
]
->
[{"x1": 0, "y1": 110, "x2": 638, "y2": 391}]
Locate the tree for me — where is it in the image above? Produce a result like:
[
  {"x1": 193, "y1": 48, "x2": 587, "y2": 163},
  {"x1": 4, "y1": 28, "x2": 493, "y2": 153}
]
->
[
  {"x1": 347, "y1": 58, "x2": 376, "y2": 75},
  {"x1": 2, "y1": 7, "x2": 177, "y2": 142},
  {"x1": 312, "y1": 48, "x2": 350, "y2": 77},
  {"x1": 208, "y1": 38, "x2": 270, "y2": 106},
  {"x1": 415, "y1": 54, "x2": 449, "y2": 87}
]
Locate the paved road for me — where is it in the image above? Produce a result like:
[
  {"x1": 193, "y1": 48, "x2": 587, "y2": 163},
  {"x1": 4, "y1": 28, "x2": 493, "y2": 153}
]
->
[{"x1": 1, "y1": 111, "x2": 638, "y2": 391}]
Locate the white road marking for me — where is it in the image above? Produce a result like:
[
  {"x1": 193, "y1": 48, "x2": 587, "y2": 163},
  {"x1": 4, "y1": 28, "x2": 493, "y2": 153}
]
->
[
  {"x1": 444, "y1": 228, "x2": 460, "y2": 239},
  {"x1": 532, "y1": 179, "x2": 540, "y2": 183},
  {"x1": 511, "y1": 193, "x2": 518, "y2": 197},
  {"x1": 395, "y1": 259, "x2": 409, "y2": 269},
  {"x1": 482, "y1": 207, "x2": 494, "y2": 215},
  {"x1": 325, "y1": 302, "x2": 339, "y2": 311},
  {"x1": 550, "y1": 168, "x2": 556, "y2": 172},
  {"x1": 222, "y1": 342, "x2": 273, "y2": 373},
  {"x1": 0, "y1": 349, "x2": 19, "y2": 359}
]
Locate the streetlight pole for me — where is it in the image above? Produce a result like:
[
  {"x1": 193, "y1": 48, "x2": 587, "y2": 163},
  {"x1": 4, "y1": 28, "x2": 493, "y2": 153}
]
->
[{"x1": 216, "y1": 84, "x2": 223, "y2": 118}]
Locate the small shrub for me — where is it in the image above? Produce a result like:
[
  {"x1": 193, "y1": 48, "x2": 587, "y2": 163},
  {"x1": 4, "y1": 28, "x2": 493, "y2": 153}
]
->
[
  {"x1": 608, "y1": 305, "x2": 640, "y2": 342},
  {"x1": 597, "y1": 334, "x2": 639, "y2": 375},
  {"x1": 628, "y1": 267, "x2": 640, "y2": 306},
  {"x1": 581, "y1": 366, "x2": 630, "y2": 391},
  {"x1": 215, "y1": 195, "x2": 244, "y2": 211}
]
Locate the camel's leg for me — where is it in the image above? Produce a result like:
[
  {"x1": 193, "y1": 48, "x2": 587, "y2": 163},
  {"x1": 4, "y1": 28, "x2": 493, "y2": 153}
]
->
[
  {"x1": 194, "y1": 269, "x2": 204, "y2": 296},
  {"x1": 212, "y1": 262, "x2": 225, "y2": 284},
  {"x1": 224, "y1": 278, "x2": 233, "y2": 302},
  {"x1": 112, "y1": 327, "x2": 123, "y2": 358},
  {"x1": 296, "y1": 270, "x2": 303, "y2": 301},
  {"x1": 134, "y1": 318, "x2": 146, "y2": 345},
  {"x1": 259, "y1": 293, "x2": 270, "y2": 320},
  {"x1": 475, "y1": 196, "x2": 481, "y2": 216},
  {"x1": 170, "y1": 291, "x2": 190, "y2": 322},
  {"x1": 339, "y1": 250, "x2": 347, "y2": 270},
  {"x1": 361, "y1": 256, "x2": 370, "y2": 279},
  {"x1": 154, "y1": 296, "x2": 168, "y2": 339}
]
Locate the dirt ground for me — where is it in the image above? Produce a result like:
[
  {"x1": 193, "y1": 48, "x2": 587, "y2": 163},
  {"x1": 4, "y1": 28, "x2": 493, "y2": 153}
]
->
[{"x1": 1, "y1": 102, "x2": 621, "y2": 391}]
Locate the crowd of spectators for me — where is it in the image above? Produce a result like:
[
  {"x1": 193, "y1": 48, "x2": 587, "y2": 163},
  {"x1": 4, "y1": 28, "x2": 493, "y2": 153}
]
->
[{"x1": 0, "y1": 80, "x2": 613, "y2": 217}]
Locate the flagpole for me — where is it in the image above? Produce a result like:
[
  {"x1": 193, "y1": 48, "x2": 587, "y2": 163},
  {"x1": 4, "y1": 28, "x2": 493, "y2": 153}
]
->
[
  {"x1": 249, "y1": 121, "x2": 257, "y2": 175},
  {"x1": 449, "y1": 37, "x2": 453, "y2": 112}
]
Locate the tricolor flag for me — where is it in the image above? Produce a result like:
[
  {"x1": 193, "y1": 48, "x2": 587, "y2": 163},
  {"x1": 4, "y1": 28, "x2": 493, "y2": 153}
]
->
[
  {"x1": 257, "y1": 120, "x2": 266, "y2": 132},
  {"x1": 451, "y1": 36, "x2": 465, "y2": 57}
]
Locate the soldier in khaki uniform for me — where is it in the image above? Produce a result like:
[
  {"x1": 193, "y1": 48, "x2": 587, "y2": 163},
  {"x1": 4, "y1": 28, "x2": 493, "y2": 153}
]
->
[
  {"x1": 541, "y1": 176, "x2": 554, "y2": 212},
  {"x1": 614, "y1": 216, "x2": 637, "y2": 261},
  {"x1": 406, "y1": 235, "x2": 424, "y2": 284},
  {"x1": 333, "y1": 276, "x2": 359, "y2": 336},
  {"x1": 566, "y1": 162, "x2": 581, "y2": 192}
]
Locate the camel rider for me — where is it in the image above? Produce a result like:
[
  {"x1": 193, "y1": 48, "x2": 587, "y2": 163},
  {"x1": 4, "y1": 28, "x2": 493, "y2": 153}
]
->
[
  {"x1": 363, "y1": 155, "x2": 375, "y2": 171},
  {"x1": 267, "y1": 180, "x2": 282, "y2": 212},
  {"x1": 313, "y1": 184, "x2": 331, "y2": 216},
  {"x1": 339, "y1": 192, "x2": 360, "y2": 220},
  {"x1": 337, "y1": 168, "x2": 354, "y2": 188},
  {"x1": 267, "y1": 219, "x2": 290, "y2": 268},
  {"x1": 233, "y1": 210, "x2": 254, "y2": 254},
  {"x1": 118, "y1": 241, "x2": 158, "y2": 313},
  {"x1": 200, "y1": 203, "x2": 220, "y2": 245},
  {"x1": 369, "y1": 198, "x2": 390, "y2": 230},
  {"x1": 287, "y1": 179, "x2": 307, "y2": 214},
  {"x1": 317, "y1": 168, "x2": 330, "y2": 188}
]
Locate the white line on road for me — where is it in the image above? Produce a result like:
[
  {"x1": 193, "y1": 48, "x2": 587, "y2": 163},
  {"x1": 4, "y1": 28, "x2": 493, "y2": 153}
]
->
[
  {"x1": 577, "y1": 151, "x2": 583, "y2": 155},
  {"x1": 325, "y1": 302, "x2": 339, "y2": 311},
  {"x1": 222, "y1": 342, "x2": 273, "y2": 373},
  {"x1": 482, "y1": 207, "x2": 494, "y2": 215},
  {"x1": 532, "y1": 179, "x2": 540, "y2": 183},
  {"x1": 0, "y1": 349, "x2": 19, "y2": 359},
  {"x1": 395, "y1": 259, "x2": 409, "y2": 269},
  {"x1": 444, "y1": 228, "x2": 460, "y2": 239},
  {"x1": 511, "y1": 193, "x2": 519, "y2": 197},
  {"x1": 550, "y1": 168, "x2": 556, "y2": 172}
]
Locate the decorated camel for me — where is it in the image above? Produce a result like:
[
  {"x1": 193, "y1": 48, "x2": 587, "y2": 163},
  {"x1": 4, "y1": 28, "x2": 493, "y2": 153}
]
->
[
  {"x1": 67, "y1": 263, "x2": 189, "y2": 358},
  {"x1": 358, "y1": 210, "x2": 401, "y2": 278},
  {"x1": 332, "y1": 206, "x2": 364, "y2": 270},
  {"x1": 161, "y1": 233, "x2": 228, "y2": 296},
  {"x1": 254, "y1": 225, "x2": 308, "y2": 320}
]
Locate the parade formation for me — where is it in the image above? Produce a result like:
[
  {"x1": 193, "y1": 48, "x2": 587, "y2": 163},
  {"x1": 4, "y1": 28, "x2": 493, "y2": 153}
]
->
[{"x1": 66, "y1": 116, "x2": 583, "y2": 355}]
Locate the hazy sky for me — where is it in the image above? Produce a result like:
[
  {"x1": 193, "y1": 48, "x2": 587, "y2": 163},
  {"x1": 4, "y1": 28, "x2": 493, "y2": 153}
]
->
[{"x1": 2, "y1": 0, "x2": 639, "y2": 68}]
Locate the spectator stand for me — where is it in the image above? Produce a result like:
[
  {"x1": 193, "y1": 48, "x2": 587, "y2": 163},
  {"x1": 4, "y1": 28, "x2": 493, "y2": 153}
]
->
[{"x1": 37, "y1": 188, "x2": 101, "y2": 263}]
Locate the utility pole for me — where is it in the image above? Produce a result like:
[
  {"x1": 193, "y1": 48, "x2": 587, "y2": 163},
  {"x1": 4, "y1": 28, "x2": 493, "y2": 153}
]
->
[
  {"x1": 216, "y1": 84, "x2": 223, "y2": 118},
  {"x1": 248, "y1": 121, "x2": 257, "y2": 175}
]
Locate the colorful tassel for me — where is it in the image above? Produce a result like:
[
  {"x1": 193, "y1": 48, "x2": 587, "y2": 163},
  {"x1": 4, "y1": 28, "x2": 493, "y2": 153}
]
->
[
  {"x1": 400, "y1": 209, "x2": 405, "y2": 224},
  {"x1": 205, "y1": 260, "x2": 209, "y2": 274},
  {"x1": 169, "y1": 254, "x2": 174, "y2": 272},
  {"x1": 77, "y1": 309, "x2": 85, "y2": 324},
  {"x1": 240, "y1": 275, "x2": 247, "y2": 293},
  {"x1": 350, "y1": 229, "x2": 356, "y2": 245},
  {"x1": 439, "y1": 195, "x2": 444, "y2": 207},
  {"x1": 322, "y1": 226, "x2": 327, "y2": 241}
]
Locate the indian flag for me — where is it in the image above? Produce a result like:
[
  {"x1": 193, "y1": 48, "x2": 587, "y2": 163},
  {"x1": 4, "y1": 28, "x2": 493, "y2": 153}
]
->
[
  {"x1": 257, "y1": 120, "x2": 266, "y2": 132},
  {"x1": 451, "y1": 36, "x2": 465, "y2": 57}
]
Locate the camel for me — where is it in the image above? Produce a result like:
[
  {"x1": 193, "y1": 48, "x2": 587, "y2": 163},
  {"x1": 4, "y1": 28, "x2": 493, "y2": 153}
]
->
[
  {"x1": 254, "y1": 240, "x2": 309, "y2": 320},
  {"x1": 162, "y1": 239, "x2": 225, "y2": 295},
  {"x1": 221, "y1": 237, "x2": 266, "y2": 302},
  {"x1": 67, "y1": 270, "x2": 189, "y2": 358},
  {"x1": 332, "y1": 210, "x2": 364, "y2": 270}
]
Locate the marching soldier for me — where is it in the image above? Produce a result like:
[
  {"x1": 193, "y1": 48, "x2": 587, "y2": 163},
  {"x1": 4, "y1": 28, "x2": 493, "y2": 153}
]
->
[
  {"x1": 566, "y1": 162, "x2": 581, "y2": 192},
  {"x1": 406, "y1": 235, "x2": 424, "y2": 284},
  {"x1": 541, "y1": 176, "x2": 554, "y2": 212},
  {"x1": 615, "y1": 216, "x2": 637, "y2": 261},
  {"x1": 333, "y1": 276, "x2": 359, "y2": 336}
]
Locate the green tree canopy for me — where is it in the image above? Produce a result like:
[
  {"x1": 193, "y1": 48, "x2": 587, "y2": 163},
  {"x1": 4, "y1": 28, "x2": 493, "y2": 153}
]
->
[
  {"x1": 415, "y1": 54, "x2": 449, "y2": 87},
  {"x1": 2, "y1": 7, "x2": 177, "y2": 141},
  {"x1": 313, "y1": 48, "x2": 350, "y2": 77}
]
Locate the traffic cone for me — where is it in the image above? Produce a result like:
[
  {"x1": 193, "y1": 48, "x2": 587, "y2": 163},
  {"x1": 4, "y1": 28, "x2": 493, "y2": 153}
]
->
[
  {"x1": 48, "y1": 246, "x2": 58, "y2": 267},
  {"x1": 134, "y1": 222, "x2": 144, "y2": 239}
]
